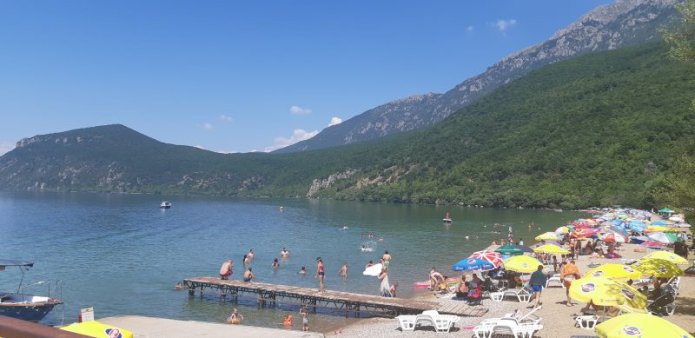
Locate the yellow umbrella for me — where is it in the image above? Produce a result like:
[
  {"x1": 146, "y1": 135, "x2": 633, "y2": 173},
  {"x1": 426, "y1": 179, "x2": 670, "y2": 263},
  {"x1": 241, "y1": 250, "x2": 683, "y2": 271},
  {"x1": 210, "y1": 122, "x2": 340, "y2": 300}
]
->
[
  {"x1": 534, "y1": 244, "x2": 569, "y2": 254},
  {"x1": 645, "y1": 226, "x2": 680, "y2": 233},
  {"x1": 633, "y1": 258, "x2": 683, "y2": 278},
  {"x1": 535, "y1": 232, "x2": 561, "y2": 241},
  {"x1": 503, "y1": 255, "x2": 543, "y2": 274},
  {"x1": 584, "y1": 264, "x2": 642, "y2": 282},
  {"x1": 61, "y1": 321, "x2": 134, "y2": 338},
  {"x1": 642, "y1": 251, "x2": 689, "y2": 265},
  {"x1": 555, "y1": 226, "x2": 570, "y2": 234},
  {"x1": 568, "y1": 277, "x2": 647, "y2": 311},
  {"x1": 595, "y1": 313, "x2": 693, "y2": 338}
]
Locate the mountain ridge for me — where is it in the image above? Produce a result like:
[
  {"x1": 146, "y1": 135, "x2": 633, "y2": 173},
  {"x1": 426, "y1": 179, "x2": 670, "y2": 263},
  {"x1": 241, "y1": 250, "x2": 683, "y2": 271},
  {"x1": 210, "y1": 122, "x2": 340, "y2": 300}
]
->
[{"x1": 275, "y1": 0, "x2": 680, "y2": 153}]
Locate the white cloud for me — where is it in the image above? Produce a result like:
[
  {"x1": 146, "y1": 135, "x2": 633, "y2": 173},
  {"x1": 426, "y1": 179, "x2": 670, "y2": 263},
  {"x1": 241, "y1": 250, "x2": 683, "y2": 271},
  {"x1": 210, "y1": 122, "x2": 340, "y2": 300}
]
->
[
  {"x1": 202, "y1": 122, "x2": 213, "y2": 130},
  {"x1": 289, "y1": 105, "x2": 312, "y2": 115},
  {"x1": 194, "y1": 145, "x2": 205, "y2": 149},
  {"x1": 0, "y1": 142, "x2": 14, "y2": 156},
  {"x1": 495, "y1": 19, "x2": 516, "y2": 32},
  {"x1": 466, "y1": 25, "x2": 474, "y2": 32},
  {"x1": 219, "y1": 114, "x2": 233, "y2": 122},
  {"x1": 328, "y1": 116, "x2": 343, "y2": 127},
  {"x1": 265, "y1": 128, "x2": 319, "y2": 152}
]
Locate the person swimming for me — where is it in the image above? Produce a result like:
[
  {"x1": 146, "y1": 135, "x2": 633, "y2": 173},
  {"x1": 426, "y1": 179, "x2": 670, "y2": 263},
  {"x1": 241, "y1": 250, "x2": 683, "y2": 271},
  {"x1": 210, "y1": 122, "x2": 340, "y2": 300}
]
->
[
  {"x1": 272, "y1": 258, "x2": 280, "y2": 271},
  {"x1": 339, "y1": 263, "x2": 348, "y2": 279},
  {"x1": 226, "y1": 308, "x2": 243, "y2": 324},
  {"x1": 280, "y1": 247, "x2": 289, "y2": 259},
  {"x1": 299, "y1": 266, "x2": 307, "y2": 275}
]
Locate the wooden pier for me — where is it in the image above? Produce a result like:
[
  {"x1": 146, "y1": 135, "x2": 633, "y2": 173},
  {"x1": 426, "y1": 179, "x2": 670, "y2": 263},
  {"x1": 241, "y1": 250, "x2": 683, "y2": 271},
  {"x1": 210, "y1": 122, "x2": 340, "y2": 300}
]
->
[{"x1": 182, "y1": 277, "x2": 488, "y2": 318}]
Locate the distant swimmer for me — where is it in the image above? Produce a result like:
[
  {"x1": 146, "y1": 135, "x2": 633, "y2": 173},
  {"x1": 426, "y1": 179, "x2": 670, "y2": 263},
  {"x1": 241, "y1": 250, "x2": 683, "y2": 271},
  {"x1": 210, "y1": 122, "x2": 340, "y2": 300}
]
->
[
  {"x1": 281, "y1": 247, "x2": 289, "y2": 259},
  {"x1": 299, "y1": 266, "x2": 307, "y2": 275},
  {"x1": 272, "y1": 258, "x2": 280, "y2": 271},
  {"x1": 378, "y1": 237, "x2": 384, "y2": 242},
  {"x1": 341, "y1": 225, "x2": 349, "y2": 230},
  {"x1": 226, "y1": 308, "x2": 243, "y2": 324},
  {"x1": 465, "y1": 235, "x2": 470, "y2": 240},
  {"x1": 365, "y1": 260, "x2": 374, "y2": 269}
]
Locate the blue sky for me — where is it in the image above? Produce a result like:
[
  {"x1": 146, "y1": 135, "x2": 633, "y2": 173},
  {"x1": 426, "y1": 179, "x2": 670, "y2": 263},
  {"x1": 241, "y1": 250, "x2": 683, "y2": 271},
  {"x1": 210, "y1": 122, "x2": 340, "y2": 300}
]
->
[{"x1": 0, "y1": 0, "x2": 612, "y2": 154}]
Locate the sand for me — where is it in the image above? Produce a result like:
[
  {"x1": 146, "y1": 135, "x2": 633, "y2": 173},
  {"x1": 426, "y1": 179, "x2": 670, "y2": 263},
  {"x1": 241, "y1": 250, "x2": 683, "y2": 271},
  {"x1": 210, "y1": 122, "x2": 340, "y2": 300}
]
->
[
  {"x1": 327, "y1": 242, "x2": 695, "y2": 337},
  {"x1": 100, "y1": 315, "x2": 325, "y2": 338}
]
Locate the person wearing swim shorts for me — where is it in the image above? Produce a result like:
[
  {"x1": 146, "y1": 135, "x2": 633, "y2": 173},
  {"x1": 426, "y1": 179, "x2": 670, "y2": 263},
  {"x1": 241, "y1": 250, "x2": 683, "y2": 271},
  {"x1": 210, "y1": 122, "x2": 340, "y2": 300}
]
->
[
  {"x1": 529, "y1": 265, "x2": 547, "y2": 308},
  {"x1": 243, "y1": 267, "x2": 254, "y2": 282}
]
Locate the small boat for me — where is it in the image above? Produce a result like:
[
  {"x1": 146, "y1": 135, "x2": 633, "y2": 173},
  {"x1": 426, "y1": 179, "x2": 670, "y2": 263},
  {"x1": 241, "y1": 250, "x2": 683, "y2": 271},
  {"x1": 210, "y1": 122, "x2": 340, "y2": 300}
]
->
[
  {"x1": 442, "y1": 212, "x2": 453, "y2": 223},
  {"x1": 160, "y1": 201, "x2": 172, "y2": 209},
  {"x1": 0, "y1": 260, "x2": 62, "y2": 322}
]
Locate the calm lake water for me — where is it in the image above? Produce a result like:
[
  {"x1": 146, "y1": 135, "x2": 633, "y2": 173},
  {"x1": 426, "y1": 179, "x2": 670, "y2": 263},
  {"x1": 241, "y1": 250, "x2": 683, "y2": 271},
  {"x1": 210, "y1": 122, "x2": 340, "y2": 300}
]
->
[{"x1": 0, "y1": 192, "x2": 584, "y2": 330}]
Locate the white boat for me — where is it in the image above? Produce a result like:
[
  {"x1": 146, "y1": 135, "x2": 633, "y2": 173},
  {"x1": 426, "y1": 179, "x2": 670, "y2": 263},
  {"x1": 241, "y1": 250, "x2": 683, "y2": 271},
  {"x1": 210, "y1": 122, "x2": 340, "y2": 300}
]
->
[
  {"x1": 160, "y1": 201, "x2": 172, "y2": 209},
  {"x1": 0, "y1": 260, "x2": 62, "y2": 322},
  {"x1": 443, "y1": 212, "x2": 453, "y2": 223}
]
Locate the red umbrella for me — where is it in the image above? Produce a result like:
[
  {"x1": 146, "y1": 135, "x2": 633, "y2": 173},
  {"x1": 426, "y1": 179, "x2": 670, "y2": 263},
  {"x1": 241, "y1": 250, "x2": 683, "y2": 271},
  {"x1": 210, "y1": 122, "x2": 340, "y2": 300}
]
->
[
  {"x1": 641, "y1": 241, "x2": 664, "y2": 249},
  {"x1": 469, "y1": 250, "x2": 503, "y2": 267},
  {"x1": 603, "y1": 232, "x2": 626, "y2": 243}
]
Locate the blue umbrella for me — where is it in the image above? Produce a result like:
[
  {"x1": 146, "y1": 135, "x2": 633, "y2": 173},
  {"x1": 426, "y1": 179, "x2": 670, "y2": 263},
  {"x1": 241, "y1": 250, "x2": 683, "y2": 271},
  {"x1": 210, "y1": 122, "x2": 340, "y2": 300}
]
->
[
  {"x1": 452, "y1": 257, "x2": 495, "y2": 272},
  {"x1": 652, "y1": 220, "x2": 667, "y2": 226}
]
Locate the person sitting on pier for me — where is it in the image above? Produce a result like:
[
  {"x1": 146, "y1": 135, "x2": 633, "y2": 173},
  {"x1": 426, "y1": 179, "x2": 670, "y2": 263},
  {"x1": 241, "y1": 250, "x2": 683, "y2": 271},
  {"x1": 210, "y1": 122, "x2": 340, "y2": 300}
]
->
[
  {"x1": 389, "y1": 282, "x2": 399, "y2": 298},
  {"x1": 243, "y1": 268, "x2": 254, "y2": 282},
  {"x1": 226, "y1": 308, "x2": 243, "y2": 324},
  {"x1": 219, "y1": 259, "x2": 233, "y2": 280}
]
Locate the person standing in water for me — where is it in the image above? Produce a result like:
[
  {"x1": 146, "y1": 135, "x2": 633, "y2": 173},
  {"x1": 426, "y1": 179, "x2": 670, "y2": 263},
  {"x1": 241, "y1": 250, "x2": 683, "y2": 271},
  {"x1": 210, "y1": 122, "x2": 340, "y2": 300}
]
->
[
  {"x1": 272, "y1": 258, "x2": 280, "y2": 271},
  {"x1": 280, "y1": 247, "x2": 289, "y2": 259},
  {"x1": 226, "y1": 308, "x2": 243, "y2": 324},
  {"x1": 382, "y1": 251, "x2": 392, "y2": 268},
  {"x1": 315, "y1": 257, "x2": 325, "y2": 292},
  {"x1": 299, "y1": 266, "x2": 307, "y2": 275},
  {"x1": 338, "y1": 263, "x2": 348, "y2": 279}
]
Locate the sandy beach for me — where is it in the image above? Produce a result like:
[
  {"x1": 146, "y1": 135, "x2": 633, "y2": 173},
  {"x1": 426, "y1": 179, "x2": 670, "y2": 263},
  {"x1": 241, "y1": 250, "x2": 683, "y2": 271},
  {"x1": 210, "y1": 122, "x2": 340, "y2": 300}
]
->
[{"x1": 327, "y1": 242, "x2": 695, "y2": 337}]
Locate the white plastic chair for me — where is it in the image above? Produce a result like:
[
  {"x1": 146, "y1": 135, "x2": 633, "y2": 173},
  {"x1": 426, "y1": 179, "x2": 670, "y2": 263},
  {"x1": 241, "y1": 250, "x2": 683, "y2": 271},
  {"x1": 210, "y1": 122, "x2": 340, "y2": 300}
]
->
[
  {"x1": 502, "y1": 288, "x2": 532, "y2": 302},
  {"x1": 474, "y1": 306, "x2": 543, "y2": 338},
  {"x1": 395, "y1": 315, "x2": 416, "y2": 331},
  {"x1": 574, "y1": 315, "x2": 598, "y2": 329},
  {"x1": 415, "y1": 310, "x2": 459, "y2": 333}
]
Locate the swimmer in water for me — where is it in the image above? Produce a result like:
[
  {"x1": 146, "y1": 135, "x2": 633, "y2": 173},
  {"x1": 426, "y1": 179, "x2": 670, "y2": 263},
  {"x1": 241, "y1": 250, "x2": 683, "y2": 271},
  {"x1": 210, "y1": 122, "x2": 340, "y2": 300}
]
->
[
  {"x1": 299, "y1": 266, "x2": 307, "y2": 275},
  {"x1": 339, "y1": 263, "x2": 348, "y2": 279},
  {"x1": 272, "y1": 258, "x2": 280, "y2": 271},
  {"x1": 280, "y1": 247, "x2": 289, "y2": 259},
  {"x1": 465, "y1": 235, "x2": 470, "y2": 240}
]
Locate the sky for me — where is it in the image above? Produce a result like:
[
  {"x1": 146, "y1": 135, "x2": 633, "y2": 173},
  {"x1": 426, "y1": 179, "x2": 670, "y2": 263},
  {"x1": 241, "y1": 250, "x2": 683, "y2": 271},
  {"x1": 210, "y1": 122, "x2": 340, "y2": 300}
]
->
[{"x1": 0, "y1": 0, "x2": 613, "y2": 155}]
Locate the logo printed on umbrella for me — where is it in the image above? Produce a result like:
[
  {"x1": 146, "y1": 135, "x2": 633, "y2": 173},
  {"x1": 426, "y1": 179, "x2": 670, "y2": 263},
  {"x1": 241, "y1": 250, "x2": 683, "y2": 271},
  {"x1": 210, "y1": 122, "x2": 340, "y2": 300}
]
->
[
  {"x1": 592, "y1": 271, "x2": 604, "y2": 277},
  {"x1": 105, "y1": 328, "x2": 123, "y2": 338},
  {"x1": 622, "y1": 326, "x2": 641, "y2": 336},
  {"x1": 623, "y1": 266, "x2": 634, "y2": 272},
  {"x1": 581, "y1": 283, "x2": 595, "y2": 293},
  {"x1": 658, "y1": 267, "x2": 667, "y2": 273},
  {"x1": 468, "y1": 259, "x2": 477, "y2": 264}
]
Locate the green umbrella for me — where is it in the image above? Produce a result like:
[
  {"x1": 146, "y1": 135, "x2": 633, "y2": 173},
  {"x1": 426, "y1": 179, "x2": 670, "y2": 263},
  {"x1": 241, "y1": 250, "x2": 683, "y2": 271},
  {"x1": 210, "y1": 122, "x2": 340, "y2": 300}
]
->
[
  {"x1": 658, "y1": 208, "x2": 674, "y2": 213},
  {"x1": 494, "y1": 244, "x2": 525, "y2": 255}
]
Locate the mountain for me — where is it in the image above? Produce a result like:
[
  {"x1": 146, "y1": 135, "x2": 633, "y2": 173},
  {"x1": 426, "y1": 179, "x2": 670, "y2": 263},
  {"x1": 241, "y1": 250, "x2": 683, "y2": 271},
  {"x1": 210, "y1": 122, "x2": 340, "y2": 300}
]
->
[
  {"x1": 1, "y1": 42, "x2": 694, "y2": 208},
  {"x1": 275, "y1": 0, "x2": 681, "y2": 153}
]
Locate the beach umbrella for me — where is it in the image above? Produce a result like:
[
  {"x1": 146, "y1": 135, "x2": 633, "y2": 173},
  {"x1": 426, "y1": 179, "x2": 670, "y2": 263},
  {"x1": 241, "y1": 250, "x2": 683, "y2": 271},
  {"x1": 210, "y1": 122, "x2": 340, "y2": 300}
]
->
[
  {"x1": 494, "y1": 244, "x2": 525, "y2": 256},
  {"x1": 645, "y1": 226, "x2": 679, "y2": 233},
  {"x1": 572, "y1": 227, "x2": 598, "y2": 239},
  {"x1": 469, "y1": 250, "x2": 503, "y2": 267},
  {"x1": 503, "y1": 255, "x2": 543, "y2": 274},
  {"x1": 641, "y1": 241, "x2": 665, "y2": 249},
  {"x1": 642, "y1": 251, "x2": 689, "y2": 265},
  {"x1": 555, "y1": 226, "x2": 571, "y2": 234},
  {"x1": 583, "y1": 264, "x2": 641, "y2": 282},
  {"x1": 595, "y1": 313, "x2": 693, "y2": 338},
  {"x1": 602, "y1": 232, "x2": 627, "y2": 244},
  {"x1": 651, "y1": 220, "x2": 668, "y2": 226},
  {"x1": 535, "y1": 232, "x2": 561, "y2": 241},
  {"x1": 569, "y1": 277, "x2": 647, "y2": 311},
  {"x1": 647, "y1": 232, "x2": 677, "y2": 244},
  {"x1": 533, "y1": 244, "x2": 569, "y2": 254},
  {"x1": 61, "y1": 321, "x2": 134, "y2": 338},
  {"x1": 452, "y1": 257, "x2": 495, "y2": 272},
  {"x1": 633, "y1": 258, "x2": 683, "y2": 278}
]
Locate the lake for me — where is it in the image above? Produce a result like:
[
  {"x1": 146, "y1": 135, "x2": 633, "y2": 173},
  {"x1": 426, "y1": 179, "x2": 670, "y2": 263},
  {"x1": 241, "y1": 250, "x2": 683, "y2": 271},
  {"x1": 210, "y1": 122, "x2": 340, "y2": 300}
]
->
[{"x1": 0, "y1": 192, "x2": 584, "y2": 330}]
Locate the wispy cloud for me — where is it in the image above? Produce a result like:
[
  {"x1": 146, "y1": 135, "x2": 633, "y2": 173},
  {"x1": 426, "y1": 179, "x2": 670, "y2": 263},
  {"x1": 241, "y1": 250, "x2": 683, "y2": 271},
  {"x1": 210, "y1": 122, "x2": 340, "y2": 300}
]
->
[
  {"x1": 0, "y1": 142, "x2": 14, "y2": 156},
  {"x1": 289, "y1": 105, "x2": 312, "y2": 115},
  {"x1": 466, "y1": 25, "x2": 474, "y2": 32},
  {"x1": 201, "y1": 122, "x2": 213, "y2": 130},
  {"x1": 265, "y1": 128, "x2": 319, "y2": 152},
  {"x1": 219, "y1": 114, "x2": 233, "y2": 122},
  {"x1": 328, "y1": 116, "x2": 343, "y2": 127},
  {"x1": 495, "y1": 19, "x2": 516, "y2": 32}
]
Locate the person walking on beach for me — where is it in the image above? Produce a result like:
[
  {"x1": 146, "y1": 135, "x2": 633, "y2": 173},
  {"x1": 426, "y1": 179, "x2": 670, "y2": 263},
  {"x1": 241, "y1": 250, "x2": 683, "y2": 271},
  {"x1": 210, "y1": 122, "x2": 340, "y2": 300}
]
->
[
  {"x1": 560, "y1": 260, "x2": 580, "y2": 306},
  {"x1": 315, "y1": 257, "x2": 325, "y2": 292},
  {"x1": 529, "y1": 265, "x2": 547, "y2": 308},
  {"x1": 219, "y1": 259, "x2": 233, "y2": 280}
]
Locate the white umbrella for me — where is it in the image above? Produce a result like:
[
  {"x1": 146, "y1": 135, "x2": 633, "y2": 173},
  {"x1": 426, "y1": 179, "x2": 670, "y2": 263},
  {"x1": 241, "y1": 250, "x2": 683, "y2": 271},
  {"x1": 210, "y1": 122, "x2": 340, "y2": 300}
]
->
[{"x1": 647, "y1": 232, "x2": 675, "y2": 244}]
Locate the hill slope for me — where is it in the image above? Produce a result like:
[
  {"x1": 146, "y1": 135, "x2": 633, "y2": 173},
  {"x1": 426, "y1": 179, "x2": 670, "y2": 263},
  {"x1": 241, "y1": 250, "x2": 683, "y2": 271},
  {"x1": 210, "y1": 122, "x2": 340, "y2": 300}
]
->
[
  {"x1": 276, "y1": 0, "x2": 680, "y2": 153},
  {"x1": 1, "y1": 42, "x2": 693, "y2": 209}
]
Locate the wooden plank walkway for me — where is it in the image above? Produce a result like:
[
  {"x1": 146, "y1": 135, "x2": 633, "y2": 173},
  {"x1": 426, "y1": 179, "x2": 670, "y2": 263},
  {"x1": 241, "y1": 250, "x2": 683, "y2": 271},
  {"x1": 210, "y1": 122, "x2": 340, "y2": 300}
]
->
[{"x1": 183, "y1": 277, "x2": 488, "y2": 318}]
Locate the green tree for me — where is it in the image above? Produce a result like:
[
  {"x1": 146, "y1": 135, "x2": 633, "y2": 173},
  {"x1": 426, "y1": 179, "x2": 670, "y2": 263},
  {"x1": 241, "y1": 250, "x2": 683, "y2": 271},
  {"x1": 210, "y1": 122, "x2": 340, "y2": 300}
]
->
[{"x1": 664, "y1": 0, "x2": 695, "y2": 61}]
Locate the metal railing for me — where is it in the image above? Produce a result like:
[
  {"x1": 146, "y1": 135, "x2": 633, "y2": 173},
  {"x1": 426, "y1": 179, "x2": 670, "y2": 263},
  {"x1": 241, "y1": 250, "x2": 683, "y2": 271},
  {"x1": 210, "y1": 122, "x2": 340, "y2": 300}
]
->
[{"x1": 0, "y1": 315, "x2": 86, "y2": 338}]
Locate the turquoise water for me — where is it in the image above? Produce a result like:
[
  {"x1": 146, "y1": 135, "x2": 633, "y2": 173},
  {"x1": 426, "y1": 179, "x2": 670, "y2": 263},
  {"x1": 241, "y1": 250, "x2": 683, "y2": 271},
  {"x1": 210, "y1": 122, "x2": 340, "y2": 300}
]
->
[{"x1": 0, "y1": 192, "x2": 584, "y2": 330}]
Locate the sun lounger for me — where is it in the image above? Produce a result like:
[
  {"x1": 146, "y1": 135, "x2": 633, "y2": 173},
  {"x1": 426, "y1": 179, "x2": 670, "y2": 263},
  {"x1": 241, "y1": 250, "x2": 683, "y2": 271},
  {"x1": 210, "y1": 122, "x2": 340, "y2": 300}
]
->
[
  {"x1": 416, "y1": 310, "x2": 460, "y2": 333},
  {"x1": 473, "y1": 306, "x2": 542, "y2": 338},
  {"x1": 396, "y1": 315, "x2": 417, "y2": 331},
  {"x1": 503, "y1": 287, "x2": 532, "y2": 302},
  {"x1": 545, "y1": 273, "x2": 563, "y2": 288},
  {"x1": 574, "y1": 315, "x2": 598, "y2": 329}
]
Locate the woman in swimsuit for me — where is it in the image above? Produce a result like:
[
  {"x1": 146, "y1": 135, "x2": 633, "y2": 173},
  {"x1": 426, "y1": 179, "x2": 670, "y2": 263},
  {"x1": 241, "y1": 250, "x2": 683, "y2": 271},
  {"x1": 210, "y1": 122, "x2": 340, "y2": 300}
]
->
[{"x1": 315, "y1": 257, "x2": 325, "y2": 292}]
